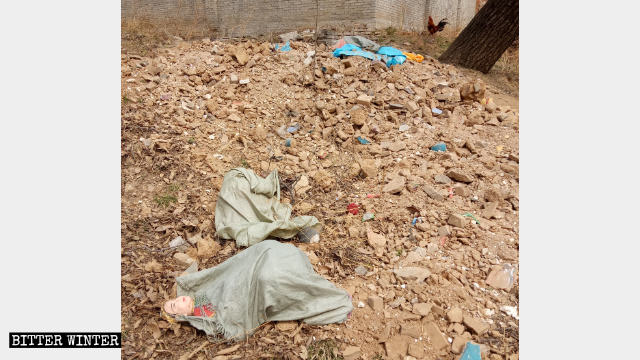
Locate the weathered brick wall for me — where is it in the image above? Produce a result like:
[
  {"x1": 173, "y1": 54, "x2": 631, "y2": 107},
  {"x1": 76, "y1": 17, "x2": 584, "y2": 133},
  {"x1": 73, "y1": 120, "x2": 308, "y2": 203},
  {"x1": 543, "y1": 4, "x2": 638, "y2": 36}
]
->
[
  {"x1": 121, "y1": 0, "x2": 476, "y2": 37},
  {"x1": 374, "y1": 0, "x2": 475, "y2": 33}
]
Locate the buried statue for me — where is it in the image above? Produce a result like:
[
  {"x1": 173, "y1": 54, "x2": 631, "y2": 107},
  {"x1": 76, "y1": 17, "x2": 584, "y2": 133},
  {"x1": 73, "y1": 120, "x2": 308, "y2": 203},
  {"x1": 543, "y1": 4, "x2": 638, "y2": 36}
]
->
[{"x1": 161, "y1": 240, "x2": 353, "y2": 341}]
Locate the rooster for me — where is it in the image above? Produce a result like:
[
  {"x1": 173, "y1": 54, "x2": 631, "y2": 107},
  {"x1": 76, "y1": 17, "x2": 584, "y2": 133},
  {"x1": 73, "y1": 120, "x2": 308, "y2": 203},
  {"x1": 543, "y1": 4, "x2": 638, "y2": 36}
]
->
[{"x1": 427, "y1": 16, "x2": 448, "y2": 35}]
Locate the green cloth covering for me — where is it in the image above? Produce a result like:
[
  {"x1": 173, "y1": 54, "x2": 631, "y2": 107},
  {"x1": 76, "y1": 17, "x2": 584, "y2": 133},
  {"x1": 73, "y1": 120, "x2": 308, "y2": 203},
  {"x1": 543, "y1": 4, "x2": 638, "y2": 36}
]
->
[
  {"x1": 214, "y1": 168, "x2": 319, "y2": 247},
  {"x1": 174, "y1": 240, "x2": 353, "y2": 341}
]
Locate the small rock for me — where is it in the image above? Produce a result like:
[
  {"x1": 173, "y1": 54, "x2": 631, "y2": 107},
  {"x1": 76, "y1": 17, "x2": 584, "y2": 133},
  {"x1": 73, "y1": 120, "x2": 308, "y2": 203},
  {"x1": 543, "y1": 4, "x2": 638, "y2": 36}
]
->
[
  {"x1": 205, "y1": 100, "x2": 216, "y2": 113},
  {"x1": 431, "y1": 304, "x2": 446, "y2": 317},
  {"x1": 424, "y1": 322, "x2": 449, "y2": 351},
  {"x1": 408, "y1": 342, "x2": 424, "y2": 358},
  {"x1": 463, "y1": 315, "x2": 490, "y2": 335},
  {"x1": 447, "y1": 307, "x2": 463, "y2": 323},
  {"x1": 233, "y1": 47, "x2": 250, "y2": 65},
  {"x1": 446, "y1": 169, "x2": 474, "y2": 183},
  {"x1": 355, "y1": 265, "x2": 368, "y2": 276},
  {"x1": 356, "y1": 94, "x2": 373, "y2": 106},
  {"x1": 424, "y1": 186, "x2": 445, "y2": 201},
  {"x1": 366, "y1": 229, "x2": 387, "y2": 248},
  {"x1": 412, "y1": 303, "x2": 432, "y2": 316},
  {"x1": 485, "y1": 100, "x2": 497, "y2": 113},
  {"x1": 387, "y1": 142, "x2": 407, "y2": 152},
  {"x1": 485, "y1": 264, "x2": 515, "y2": 290},
  {"x1": 368, "y1": 295, "x2": 384, "y2": 312},
  {"x1": 227, "y1": 113, "x2": 242, "y2": 122},
  {"x1": 342, "y1": 346, "x2": 361, "y2": 360},
  {"x1": 393, "y1": 266, "x2": 431, "y2": 283},
  {"x1": 484, "y1": 187, "x2": 504, "y2": 202},
  {"x1": 230, "y1": 73, "x2": 239, "y2": 83},
  {"x1": 482, "y1": 202, "x2": 499, "y2": 219},
  {"x1": 383, "y1": 176, "x2": 406, "y2": 194},
  {"x1": 358, "y1": 159, "x2": 377, "y2": 178},
  {"x1": 498, "y1": 247, "x2": 518, "y2": 261},
  {"x1": 448, "y1": 214, "x2": 466, "y2": 228},
  {"x1": 453, "y1": 184, "x2": 470, "y2": 197},
  {"x1": 350, "y1": 107, "x2": 367, "y2": 126},
  {"x1": 460, "y1": 79, "x2": 486, "y2": 102},
  {"x1": 452, "y1": 323, "x2": 465, "y2": 335},
  {"x1": 405, "y1": 101, "x2": 420, "y2": 113},
  {"x1": 173, "y1": 252, "x2": 195, "y2": 266},
  {"x1": 401, "y1": 322, "x2": 421, "y2": 338},
  {"x1": 385, "y1": 335, "x2": 410, "y2": 360},
  {"x1": 451, "y1": 335, "x2": 469, "y2": 354},
  {"x1": 435, "y1": 174, "x2": 452, "y2": 184}
]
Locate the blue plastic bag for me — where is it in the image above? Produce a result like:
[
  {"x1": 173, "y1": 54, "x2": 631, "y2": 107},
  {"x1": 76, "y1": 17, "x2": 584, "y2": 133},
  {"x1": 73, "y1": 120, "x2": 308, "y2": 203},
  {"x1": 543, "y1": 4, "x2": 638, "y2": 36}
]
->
[
  {"x1": 333, "y1": 44, "x2": 381, "y2": 61},
  {"x1": 377, "y1": 46, "x2": 406, "y2": 67},
  {"x1": 275, "y1": 41, "x2": 291, "y2": 52},
  {"x1": 430, "y1": 142, "x2": 447, "y2": 152},
  {"x1": 459, "y1": 342, "x2": 481, "y2": 360}
]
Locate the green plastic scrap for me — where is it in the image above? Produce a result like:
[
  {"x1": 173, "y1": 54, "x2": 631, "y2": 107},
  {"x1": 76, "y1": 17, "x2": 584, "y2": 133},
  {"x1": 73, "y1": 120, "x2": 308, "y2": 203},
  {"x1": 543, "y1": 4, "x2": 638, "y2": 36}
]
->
[{"x1": 463, "y1": 212, "x2": 480, "y2": 224}]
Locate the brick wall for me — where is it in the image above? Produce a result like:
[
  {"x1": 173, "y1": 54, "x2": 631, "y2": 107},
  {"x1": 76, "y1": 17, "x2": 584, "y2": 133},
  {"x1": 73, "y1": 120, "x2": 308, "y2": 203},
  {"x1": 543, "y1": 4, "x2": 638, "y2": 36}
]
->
[{"x1": 122, "y1": 0, "x2": 475, "y2": 38}]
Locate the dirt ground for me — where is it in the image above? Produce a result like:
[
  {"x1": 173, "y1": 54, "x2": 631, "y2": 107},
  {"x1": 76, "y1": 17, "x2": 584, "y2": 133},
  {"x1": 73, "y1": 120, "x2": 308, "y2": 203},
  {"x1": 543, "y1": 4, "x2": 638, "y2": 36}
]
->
[{"x1": 121, "y1": 31, "x2": 519, "y2": 360}]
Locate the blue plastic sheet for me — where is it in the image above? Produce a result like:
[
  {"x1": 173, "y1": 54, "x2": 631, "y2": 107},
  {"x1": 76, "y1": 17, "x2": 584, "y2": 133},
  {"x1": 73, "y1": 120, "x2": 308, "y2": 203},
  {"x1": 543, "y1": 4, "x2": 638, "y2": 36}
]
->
[
  {"x1": 430, "y1": 142, "x2": 447, "y2": 152},
  {"x1": 332, "y1": 44, "x2": 407, "y2": 67},
  {"x1": 356, "y1": 136, "x2": 371, "y2": 145},
  {"x1": 459, "y1": 342, "x2": 481, "y2": 360},
  {"x1": 333, "y1": 44, "x2": 381, "y2": 61},
  {"x1": 275, "y1": 41, "x2": 291, "y2": 52}
]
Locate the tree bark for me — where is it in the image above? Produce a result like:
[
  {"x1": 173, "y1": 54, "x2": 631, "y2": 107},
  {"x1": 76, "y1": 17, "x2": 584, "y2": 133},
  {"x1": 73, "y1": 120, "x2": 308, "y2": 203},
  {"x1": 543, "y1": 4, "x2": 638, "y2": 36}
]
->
[{"x1": 439, "y1": 0, "x2": 518, "y2": 73}]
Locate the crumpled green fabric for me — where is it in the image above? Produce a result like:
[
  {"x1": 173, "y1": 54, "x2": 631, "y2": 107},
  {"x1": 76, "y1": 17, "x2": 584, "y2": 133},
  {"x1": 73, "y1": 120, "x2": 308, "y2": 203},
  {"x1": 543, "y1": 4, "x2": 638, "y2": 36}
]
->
[
  {"x1": 174, "y1": 240, "x2": 353, "y2": 341},
  {"x1": 214, "y1": 168, "x2": 319, "y2": 247}
]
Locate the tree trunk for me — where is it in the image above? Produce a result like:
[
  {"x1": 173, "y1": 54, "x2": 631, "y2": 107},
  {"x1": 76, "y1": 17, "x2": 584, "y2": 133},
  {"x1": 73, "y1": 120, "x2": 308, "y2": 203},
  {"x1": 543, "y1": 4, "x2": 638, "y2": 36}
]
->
[{"x1": 439, "y1": 0, "x2": 518, "y2": 73}]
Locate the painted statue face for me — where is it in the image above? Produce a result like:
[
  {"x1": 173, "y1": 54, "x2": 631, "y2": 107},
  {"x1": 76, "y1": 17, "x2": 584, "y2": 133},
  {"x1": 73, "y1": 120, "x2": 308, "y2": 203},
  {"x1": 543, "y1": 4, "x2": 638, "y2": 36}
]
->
[{"x1": 163, "y1": 296, "x2": 194, "y2": 316}]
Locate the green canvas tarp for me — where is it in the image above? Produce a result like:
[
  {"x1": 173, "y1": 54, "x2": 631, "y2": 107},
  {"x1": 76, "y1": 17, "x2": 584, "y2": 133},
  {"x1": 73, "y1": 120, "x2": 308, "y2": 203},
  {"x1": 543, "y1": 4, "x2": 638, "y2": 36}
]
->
[
  {"x1": 173, "y1": 240, "x2": 353, "y2": 340},
  {"x1": 214, "y1": 168, "x2": 319, "y2": 247}
]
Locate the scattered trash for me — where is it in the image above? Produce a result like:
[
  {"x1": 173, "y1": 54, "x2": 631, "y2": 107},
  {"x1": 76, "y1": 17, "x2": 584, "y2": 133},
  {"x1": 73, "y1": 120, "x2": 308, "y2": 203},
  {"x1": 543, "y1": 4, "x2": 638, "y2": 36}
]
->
[
  {"x1": 500, "y1": 305, "x2": 519, "y2": 320},
  {"x1": 402, "y1": 52, "x2": 424, "y2": 63},
  {"x1": 332, "y1": 35, "x2": 381, "y2": 52},
  {"x1": 362, "y1": 213, "x2": 375, "y2": 222},
  {"x1": 274, "y1": 41, "x2": 291, "y2": 52},
  {"x1": 486, "y1": 263, "x2": 515, "y2": 290},
  {"x1": 432, "y1": 107, "x2": 443, "y2": 115},
  {"x1": 459, "y1": 342, "x2": 481, "y2": 360},
  {"x1": 448, "y1": 187, "x2": 454, "y2": 198},
  {"x1": 357, "y1": 136, "x2": 371, "y2": 144},
  {"x1": 287, "y1": 124, "x2": 300, "y2": 133},
  {"x1": 347, "y1": 203, "x2": 359, "y2": 215},
  {"x1": 208, "y1": 134, "x2": 215, "y2": 140},
  {"x1": 169, "y1": 236, "x2": 186, "y2": 248},
  {"x1": 399, "y1": 124, "x2": 410, "y2": 132},
  {"x1": 411, "y1": 217, "x2": 423, "y2": 226},
  {"x1": 377, "y1": 46, "x2": 407, "y2": 67},
  {"x1": 366, "y1": 194, "x2": 380, "y2": 199},
  {"x1": 333, "y1": 43, "x2": 407, "y2": 68},
  {"x1": 430, "y1": 142, "x2": 447, "y2": 152},
  {"x1": 213, "y1": 154, "x2": 224, "y2": 160},
  {"x1": 357, "y1": 301, "x2": 366, "y2": 308},
  {"x1": 439, "y1": 236, "x2": 448, "y2": 246},
  {"x1": 462, "y1": 212, "x2": 480, "y2": 224},
  {"x1": 285, "y1": 139, "x2": 292, "y2": 147}
]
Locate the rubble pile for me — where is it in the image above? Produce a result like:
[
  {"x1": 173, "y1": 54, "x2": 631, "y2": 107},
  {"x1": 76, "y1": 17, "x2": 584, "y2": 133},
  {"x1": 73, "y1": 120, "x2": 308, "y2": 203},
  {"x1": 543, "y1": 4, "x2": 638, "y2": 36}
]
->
[{"x1": 121, "y1": 37, "x2": 519, "y2": 360}]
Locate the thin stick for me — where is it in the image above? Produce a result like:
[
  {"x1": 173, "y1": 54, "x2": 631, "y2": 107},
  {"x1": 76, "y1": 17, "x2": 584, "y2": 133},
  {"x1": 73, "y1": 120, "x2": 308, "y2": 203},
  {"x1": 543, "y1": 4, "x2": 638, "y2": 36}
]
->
[{"x1": 178, "y1": 340, "x2": 209, "y2": 360}]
